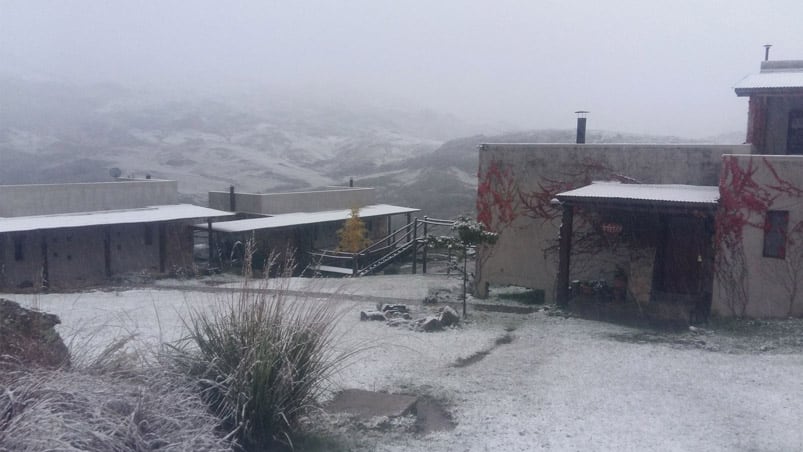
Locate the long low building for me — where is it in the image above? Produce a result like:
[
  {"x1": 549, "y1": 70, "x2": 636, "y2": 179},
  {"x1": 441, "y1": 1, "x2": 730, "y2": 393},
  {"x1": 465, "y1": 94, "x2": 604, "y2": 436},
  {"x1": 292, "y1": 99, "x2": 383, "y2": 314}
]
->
[
  {"x1": 202, "y1": 187, "x2": 419, "y2": 272},
  {"x1": 0, "y1": 179, "x2": 231, "y2": 291}
]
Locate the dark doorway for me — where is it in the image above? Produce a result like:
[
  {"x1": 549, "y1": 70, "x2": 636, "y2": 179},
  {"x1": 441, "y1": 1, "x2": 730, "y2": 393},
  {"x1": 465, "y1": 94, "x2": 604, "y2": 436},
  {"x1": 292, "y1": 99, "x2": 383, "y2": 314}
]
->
[{"x1": 655, "y1": 216, "x2": 711, "y2": 295}]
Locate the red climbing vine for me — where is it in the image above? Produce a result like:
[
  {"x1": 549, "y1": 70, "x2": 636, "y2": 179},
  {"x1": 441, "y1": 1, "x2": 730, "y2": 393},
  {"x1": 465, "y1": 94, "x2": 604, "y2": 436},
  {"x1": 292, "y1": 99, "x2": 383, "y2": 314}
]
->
[
  {"x1": 476, "y1": 159, "x2": 519, "y2": 231},
  {"x1": 715, "y1": 156, "x2": 803, "y2": 316},
  {"x1": 518, "y1": 157, "x2": 617, "y2": 223}
]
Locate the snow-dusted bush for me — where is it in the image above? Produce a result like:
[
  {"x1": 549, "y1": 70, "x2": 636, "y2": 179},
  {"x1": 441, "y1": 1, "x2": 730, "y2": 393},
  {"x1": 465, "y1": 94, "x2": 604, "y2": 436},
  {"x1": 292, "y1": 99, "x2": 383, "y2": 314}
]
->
[{"x1": 0, "y1": 346, "x2": 231, "y2": 452}]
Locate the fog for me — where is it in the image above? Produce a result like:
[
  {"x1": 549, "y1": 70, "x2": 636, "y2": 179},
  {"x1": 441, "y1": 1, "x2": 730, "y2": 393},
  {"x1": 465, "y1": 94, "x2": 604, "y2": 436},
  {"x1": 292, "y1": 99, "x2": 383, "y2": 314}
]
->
[{"x1": 2, "y1": 0, "x2": 802, "y2": 137}]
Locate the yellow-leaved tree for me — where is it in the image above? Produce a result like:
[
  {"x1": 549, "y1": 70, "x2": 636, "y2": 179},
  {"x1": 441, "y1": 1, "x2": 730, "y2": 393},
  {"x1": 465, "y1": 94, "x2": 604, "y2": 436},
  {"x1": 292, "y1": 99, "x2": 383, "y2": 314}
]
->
[{"x1": 337, "y1": 207, "x2": 372, "y2": 252}]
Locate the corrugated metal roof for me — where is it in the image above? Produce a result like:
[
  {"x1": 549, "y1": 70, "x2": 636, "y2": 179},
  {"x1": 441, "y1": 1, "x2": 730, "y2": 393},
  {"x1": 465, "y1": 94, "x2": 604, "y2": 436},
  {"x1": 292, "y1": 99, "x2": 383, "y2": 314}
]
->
[
  {"x1": 200, "y1": 204, "x2": 420, "y2": 233},
  {"x1": 0, "y1": 204, "x2": 233, "y2": 234},
  {"x1": 556, "y1": 181, "x2": 719, "y2": 206},
  {"x1": 734, "y1": 72, "x2": 803, "y2": 95}
]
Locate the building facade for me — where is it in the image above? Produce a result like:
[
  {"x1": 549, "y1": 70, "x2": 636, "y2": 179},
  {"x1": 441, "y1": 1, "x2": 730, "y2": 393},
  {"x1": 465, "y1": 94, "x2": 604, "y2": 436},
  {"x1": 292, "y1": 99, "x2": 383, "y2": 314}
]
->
[
  {"x1": 0, "y1": 179, "x2": 230, "y2": 291},
  {"x1": 476, "y1": 57, "x2": 803, "y2": 319}
]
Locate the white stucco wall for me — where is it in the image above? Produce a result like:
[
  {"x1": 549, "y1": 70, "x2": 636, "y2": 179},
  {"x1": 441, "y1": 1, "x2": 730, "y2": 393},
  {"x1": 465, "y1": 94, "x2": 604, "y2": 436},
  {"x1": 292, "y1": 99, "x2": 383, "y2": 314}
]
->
[
  {"x1": 476, "y1": 143, "x2": 752, "y2": 299},
  {"x1": 0, "y1": 179, "x2": 178, "y2": 217},
  {"x1": 713, "y1": 154, "x2": 803, "y2": 317},
  {"x1": 209, "y1": 187, "x2": 376, "y2": 215}
]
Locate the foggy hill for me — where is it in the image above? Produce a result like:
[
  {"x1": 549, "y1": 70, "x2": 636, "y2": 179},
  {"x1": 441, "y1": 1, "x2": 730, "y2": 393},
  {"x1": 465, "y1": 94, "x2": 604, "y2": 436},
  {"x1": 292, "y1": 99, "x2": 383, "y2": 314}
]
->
[
  {"x1": 363, "y1": 129, "x2": 744, "y2": 219},
  {"x1": 0, "y1": 78, "x2": 474, "y2": 203},
  {"x1": 0, "y1": 77, "x2": 742, "y2": 219}
]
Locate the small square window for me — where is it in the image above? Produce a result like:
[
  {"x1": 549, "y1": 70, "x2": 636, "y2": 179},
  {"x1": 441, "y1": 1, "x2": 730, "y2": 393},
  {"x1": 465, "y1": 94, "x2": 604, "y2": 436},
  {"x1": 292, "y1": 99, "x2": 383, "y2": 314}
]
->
[{"x1": 763, "y1": 210, "x2": 789, "y2": 259}]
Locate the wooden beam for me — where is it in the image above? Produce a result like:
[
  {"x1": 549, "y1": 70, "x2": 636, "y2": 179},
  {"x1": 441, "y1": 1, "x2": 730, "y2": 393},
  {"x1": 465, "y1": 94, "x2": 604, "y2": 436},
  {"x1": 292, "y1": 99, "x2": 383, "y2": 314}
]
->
[{"x1": 556, "y1": 204, "x2": 573, "y2": 307}]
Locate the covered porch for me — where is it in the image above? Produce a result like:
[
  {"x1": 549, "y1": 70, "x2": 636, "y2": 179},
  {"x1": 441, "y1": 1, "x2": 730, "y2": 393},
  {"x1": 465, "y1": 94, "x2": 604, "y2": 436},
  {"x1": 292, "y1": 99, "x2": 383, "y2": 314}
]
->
[
  {"x1": 554, "y1": 182, "x2": 718, "y2": 323},
  {"x1": 196, "y1": 204, "x2": 419, "y2": 274}
]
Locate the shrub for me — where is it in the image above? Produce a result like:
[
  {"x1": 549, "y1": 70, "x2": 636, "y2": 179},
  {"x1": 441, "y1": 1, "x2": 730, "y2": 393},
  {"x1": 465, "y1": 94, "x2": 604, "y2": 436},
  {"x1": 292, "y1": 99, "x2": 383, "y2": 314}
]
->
[
  {"x1": 336, "y1": 207, "x2": 371, "y2": 252},
  {"x1": 0, "y1": 340, "x2": 231, "y2": 452},
  {"x1": 168, "y1": 266, "x2": 350, "y2": 449}
]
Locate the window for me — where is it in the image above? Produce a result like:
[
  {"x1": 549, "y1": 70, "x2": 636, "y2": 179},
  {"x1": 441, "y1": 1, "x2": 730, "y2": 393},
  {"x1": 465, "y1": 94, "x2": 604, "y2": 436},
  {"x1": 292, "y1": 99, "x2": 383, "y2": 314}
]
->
[
  {"x1": 13, "y1": 235, "x2": 24, "y2": 261},
  {"x1": 763, "y1": 210, "x2": 789, "y2": 259},
  {"x1": 144, "y1": 225, "x2": 153, "y2": 246},
  {"x1": 787, "y1": 110, "x2": 803, "y2": 155}
]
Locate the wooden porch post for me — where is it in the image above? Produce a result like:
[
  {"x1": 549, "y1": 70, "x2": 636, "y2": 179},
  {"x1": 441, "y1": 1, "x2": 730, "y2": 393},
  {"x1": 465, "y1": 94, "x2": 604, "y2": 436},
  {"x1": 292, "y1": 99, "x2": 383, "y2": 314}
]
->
[
  {"x1": 422, "y1": 216, "x2": 428, "y2": 274},
  {"x1": 412, "y1": 218, "x2": 418, "y2": 274},
  {"x1": 556, "y1": 204, "x2": 573, "y2": 307},
  {"x1": 40, "y1": 234, "x2": 49, "y2": 290},
  {"x1": 386, "y1": 215, "x2": 392, "y2": 246},
  {"x1": 158, "y1": 223, "x2": 167, "y2": 273},
  {"x1": 207, "y1": 220, "x2": 214, "y2": 268}
]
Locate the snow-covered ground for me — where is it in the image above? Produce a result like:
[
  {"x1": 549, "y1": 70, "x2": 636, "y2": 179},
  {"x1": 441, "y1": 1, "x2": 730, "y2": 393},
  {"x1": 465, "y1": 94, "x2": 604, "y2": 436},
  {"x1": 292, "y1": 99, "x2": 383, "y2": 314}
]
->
[{"x1": 5, "y1": 274, "x2": 803, "y2": 451}]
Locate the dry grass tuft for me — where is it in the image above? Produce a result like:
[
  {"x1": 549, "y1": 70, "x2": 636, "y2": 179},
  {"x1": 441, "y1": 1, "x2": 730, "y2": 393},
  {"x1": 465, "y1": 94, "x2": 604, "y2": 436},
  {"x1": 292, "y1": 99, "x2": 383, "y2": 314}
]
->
[
  {"x1": 0, "y1": 359, "x2": 232, "y2": 451},
  {"x1": 167, "y1": 255, "x2": 354, "y2": 450}
]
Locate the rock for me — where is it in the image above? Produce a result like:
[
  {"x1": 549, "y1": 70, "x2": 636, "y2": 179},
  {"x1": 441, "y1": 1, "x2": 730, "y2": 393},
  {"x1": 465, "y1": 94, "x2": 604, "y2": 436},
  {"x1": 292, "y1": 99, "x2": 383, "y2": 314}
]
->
[
  {"x1": 419, "y1": 316, "x2": 443, "y2": 332},
  {"x1": 0, "y1": 298, "x2": 70, "y2": 369},
  {"x1": 386, "y1": 318, "x2": 412, "y2": 328},
  {"x1": 438, "y1": 306, "x2": 460, "y2": 327},
  {"x1": 385, "y1": 310, "x2": 412, "y2": 320},
  {"x1": 326, "y1": 389, "x2": 418, "y2": 420},
  {"x1": 423, "y1": 295, "x2": 439, "y2": 305},
  {"x1": 380, "y1": 304, "x2": 409, "y2": 313},
  {"x1": 360, "y1": 310, "x2": 387, "y2": 321}
]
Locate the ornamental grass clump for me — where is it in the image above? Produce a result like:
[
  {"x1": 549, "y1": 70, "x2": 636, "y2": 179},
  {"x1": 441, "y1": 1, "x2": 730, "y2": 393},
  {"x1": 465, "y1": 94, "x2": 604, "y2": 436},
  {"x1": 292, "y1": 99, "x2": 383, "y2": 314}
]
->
[
  {"x1": 0, "y1": 337, "x2": 232, "y2": 452},
  {"x1": 169, "y1": 258, "x2": 350, "y2": 449}
]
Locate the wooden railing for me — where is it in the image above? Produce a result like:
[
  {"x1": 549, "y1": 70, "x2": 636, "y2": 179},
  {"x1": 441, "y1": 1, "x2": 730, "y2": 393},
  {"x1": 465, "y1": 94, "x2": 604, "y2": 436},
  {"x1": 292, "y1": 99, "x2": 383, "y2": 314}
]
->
[{"x1": 309, "y1": 216, "x2": 455, "y2": 276}]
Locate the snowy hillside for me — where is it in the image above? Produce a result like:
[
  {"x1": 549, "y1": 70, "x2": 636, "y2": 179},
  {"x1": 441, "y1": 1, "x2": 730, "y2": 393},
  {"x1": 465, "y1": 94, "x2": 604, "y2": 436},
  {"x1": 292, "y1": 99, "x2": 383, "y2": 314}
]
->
[{"x1": 0, "y1": 77, "x2": 742, "y2": 219}]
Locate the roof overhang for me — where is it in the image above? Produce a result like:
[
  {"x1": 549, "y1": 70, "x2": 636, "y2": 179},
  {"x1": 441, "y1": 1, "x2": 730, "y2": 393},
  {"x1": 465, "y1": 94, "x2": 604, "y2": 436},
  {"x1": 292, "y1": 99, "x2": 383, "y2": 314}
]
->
[
  {"x1": 734, "y1": 72, "x2": 803, "y2": 97},
  {"x1": 199, "y1": 204, "x2": 420, "y2": 233},
  {"x1": 0, "y1": 205, "x2": 233, "y2": 234},
  {"x1": 555, "y1": 182, "x2": 719, "y2": 214}
]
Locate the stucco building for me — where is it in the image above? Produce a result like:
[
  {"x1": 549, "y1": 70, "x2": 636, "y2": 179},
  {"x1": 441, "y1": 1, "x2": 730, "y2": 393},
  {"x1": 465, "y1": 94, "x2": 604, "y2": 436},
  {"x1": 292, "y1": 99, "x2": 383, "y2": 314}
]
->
[
  {"x1": 476, "y1": 56, "x2": 803, "y2": 319},
  {"x1": 0, "y1": 179, "x2": 230, "y2": 290},
  {"x1": 203, "y1": 186, "x2": 418, "y2": 273}
]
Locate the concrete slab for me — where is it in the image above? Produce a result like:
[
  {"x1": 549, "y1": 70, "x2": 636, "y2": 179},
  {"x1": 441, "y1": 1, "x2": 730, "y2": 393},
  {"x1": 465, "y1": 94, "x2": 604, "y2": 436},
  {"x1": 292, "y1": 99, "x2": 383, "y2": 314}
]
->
[{"x1": 326, "y1": 389, "x2": 417, "y2": 420}]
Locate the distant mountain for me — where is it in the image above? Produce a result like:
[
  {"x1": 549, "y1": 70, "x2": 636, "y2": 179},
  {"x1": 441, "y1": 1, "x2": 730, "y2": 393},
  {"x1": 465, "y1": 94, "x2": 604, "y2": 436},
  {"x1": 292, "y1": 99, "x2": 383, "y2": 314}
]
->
[{"x1": 0, "y1": 77, "x2": 741, "y2": 219}]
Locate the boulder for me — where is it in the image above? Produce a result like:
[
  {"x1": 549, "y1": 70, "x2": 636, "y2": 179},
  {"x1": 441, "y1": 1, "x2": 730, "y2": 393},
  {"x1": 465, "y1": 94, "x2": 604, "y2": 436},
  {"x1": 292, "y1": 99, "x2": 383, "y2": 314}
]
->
[
  {"x1": 380, "y1": 304, "x2": 409, "y2": 313},
  {"x1": 0, "y1": 298, "x2": 69, "y2": 369},
  {"x1": 438, "y1": 306, "x2": 460, "y2": 327},
  {"x1": 360, "y1": 310, "x2": 387, "y2": 321},
  {"x1": 418, "y1": 316, "x2": 442, "y2": 332},
  {"x1": 386, "y1": 318, "x2": 413, "y2": 328}
]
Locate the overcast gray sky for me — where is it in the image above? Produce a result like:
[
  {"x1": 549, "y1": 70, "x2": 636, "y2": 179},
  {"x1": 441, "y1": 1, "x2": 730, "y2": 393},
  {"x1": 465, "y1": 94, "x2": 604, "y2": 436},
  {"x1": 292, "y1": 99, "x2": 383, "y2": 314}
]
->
[{"x1": 2, "y1": 0, "x2": 802, "y2": 137}]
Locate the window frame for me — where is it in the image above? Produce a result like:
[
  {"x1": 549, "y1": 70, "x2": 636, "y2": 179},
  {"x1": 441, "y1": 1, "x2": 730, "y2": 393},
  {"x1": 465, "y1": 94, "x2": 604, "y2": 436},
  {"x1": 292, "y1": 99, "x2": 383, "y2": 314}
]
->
[{"x1": 763, "y1": 210, "x2": 789, "y2": 259}]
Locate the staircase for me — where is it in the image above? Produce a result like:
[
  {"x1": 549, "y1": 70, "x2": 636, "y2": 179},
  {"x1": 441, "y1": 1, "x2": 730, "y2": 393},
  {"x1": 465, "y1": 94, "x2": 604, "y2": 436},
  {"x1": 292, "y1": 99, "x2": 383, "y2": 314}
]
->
[{"x1": 310, "y1": 217, "x2": 454, "y2": 277}]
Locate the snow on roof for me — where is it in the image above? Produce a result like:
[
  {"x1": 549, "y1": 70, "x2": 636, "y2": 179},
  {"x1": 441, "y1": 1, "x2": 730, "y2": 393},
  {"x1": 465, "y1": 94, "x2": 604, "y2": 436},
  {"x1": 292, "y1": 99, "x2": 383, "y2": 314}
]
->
[
  {"x1": 556, "y1": 181, "x2": 719, "y2": 206},
  {"x1": 0, "y1": 205, "x2": 232, "y2": 234},
  {"x1": 734, "y1": 71, "x2": 803, "y2": 95},
  {"x1": 201, "y1": 204, "x2": 420, "y2": 233}
]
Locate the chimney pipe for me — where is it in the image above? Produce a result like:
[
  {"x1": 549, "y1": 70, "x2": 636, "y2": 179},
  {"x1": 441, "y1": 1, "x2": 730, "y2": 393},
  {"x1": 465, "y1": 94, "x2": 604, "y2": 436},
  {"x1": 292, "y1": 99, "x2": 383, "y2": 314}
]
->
[
  {"x1": 229, "y1": 185, "x2": 236, "y2": 212},
  {"x1": 764, "y1": 44, "x2": 772, "y2": 61},
  {"x1": 575, "y1": 110, "x2": 589, "y2": 144}
]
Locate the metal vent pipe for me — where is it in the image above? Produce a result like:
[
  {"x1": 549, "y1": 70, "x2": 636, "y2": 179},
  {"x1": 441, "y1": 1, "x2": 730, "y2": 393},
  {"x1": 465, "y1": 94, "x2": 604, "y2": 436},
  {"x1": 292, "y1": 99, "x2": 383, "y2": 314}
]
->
[{"x1": 575, "y1": 110, "x2": 589, "y2": 144}]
